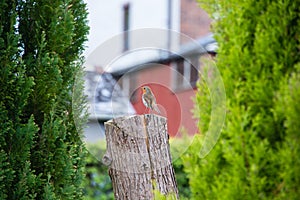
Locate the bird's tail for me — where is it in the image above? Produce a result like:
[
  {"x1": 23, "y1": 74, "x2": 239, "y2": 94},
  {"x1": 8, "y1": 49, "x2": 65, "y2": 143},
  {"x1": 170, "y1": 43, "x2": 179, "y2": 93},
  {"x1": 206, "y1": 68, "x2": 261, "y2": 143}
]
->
[{"x1": 153, "y1": 104, "x2": 160, "y2": 114}]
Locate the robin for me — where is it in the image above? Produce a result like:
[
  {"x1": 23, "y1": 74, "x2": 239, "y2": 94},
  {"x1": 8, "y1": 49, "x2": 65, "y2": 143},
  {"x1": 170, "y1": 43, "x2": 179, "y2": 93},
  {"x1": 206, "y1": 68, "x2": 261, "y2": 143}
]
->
[{"x1": 141, "y1": 86, "x2": 160, "y2": 114}]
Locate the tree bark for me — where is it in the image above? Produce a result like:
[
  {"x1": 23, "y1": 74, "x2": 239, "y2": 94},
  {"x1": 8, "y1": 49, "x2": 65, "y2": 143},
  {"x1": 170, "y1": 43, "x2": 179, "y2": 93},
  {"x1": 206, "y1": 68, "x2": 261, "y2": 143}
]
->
[{"x1": 102, "y1": 114, "x2": 179, "y2": 200}]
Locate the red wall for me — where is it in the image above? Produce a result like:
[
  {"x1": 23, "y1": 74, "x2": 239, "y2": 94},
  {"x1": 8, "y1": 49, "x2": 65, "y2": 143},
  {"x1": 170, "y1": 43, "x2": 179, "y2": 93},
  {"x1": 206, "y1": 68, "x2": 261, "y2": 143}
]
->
[
  {"x1": 131, "y1": 64, "x2": 197, "y2": 137},
  {"x1": 180, "y1": 0, "x2": 212, "y2": 44},
  {"x1": 128, "y1": 1, "x2": 212, "y2": 137}
]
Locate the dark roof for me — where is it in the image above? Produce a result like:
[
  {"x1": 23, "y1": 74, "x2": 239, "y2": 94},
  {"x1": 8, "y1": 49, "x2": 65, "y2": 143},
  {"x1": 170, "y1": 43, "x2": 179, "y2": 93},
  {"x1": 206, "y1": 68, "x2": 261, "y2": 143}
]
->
[
  {"x1": 111, "y1": 33, "x2": 217, "y2": 76},
  {"x1": 178, "y1": 33, "x2": 217, "y2": 56}
]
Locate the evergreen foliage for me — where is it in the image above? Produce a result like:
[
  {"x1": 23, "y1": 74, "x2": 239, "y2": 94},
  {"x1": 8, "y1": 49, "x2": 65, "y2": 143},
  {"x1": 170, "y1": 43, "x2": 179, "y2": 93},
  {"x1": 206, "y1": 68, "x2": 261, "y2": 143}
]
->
[
  {"x1": 184, "y1": 0, "x2": 300, "y2": 199},
  {"x1": 0, "y1": 0, "x2": 89, "y2": 199},
  {"x1": 83, "y1": 143, "x2": 114, "y2": 200}
]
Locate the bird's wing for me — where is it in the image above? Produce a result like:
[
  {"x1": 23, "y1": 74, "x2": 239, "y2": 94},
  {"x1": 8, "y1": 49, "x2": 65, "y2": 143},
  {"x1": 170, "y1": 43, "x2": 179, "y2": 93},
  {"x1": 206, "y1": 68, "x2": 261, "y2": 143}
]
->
[
  {"x1": 148, "y1": 91, "x2": 160, "y2": 113},
  {"x1": 142, "y1": 94, "x2": 150, "y2": 107}
]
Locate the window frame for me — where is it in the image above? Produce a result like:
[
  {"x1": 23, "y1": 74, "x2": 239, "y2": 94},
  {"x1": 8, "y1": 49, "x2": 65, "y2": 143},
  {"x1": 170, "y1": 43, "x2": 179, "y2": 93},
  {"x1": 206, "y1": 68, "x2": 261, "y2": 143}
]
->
[
  {"x1": 171, "y1": 55, "x2": 200, "y2": 91},
  {"x1": 123, "y1": 3, "x2": 130, "y2": 52}
]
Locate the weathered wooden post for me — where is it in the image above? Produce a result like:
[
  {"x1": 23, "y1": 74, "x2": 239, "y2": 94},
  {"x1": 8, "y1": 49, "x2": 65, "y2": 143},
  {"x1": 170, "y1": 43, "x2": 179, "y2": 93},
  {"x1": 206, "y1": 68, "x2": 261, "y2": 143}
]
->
[{"x1": 102, "y1": 114, "x2": 179, "y2": 199}]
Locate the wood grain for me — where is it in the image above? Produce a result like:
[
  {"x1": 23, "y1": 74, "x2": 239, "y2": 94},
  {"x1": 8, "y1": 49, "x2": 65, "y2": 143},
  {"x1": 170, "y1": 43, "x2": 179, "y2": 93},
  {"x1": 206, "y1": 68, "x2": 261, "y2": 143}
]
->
[{"x1": 102, "y1": 114, "x2": 179, "y2": 200}]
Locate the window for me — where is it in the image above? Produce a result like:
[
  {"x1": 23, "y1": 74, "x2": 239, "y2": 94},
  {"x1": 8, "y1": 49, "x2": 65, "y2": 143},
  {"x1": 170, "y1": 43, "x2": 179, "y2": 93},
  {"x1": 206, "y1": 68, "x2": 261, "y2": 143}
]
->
[
  {"x1": 123, "y1": 4, "x2": 130, "y2": 51},
  {"x1": 189, "y1": 55, "x2": 199, "y2": 87},
  {"x1": 172, "y1": 55, "x2": 200, "y2": 90}
]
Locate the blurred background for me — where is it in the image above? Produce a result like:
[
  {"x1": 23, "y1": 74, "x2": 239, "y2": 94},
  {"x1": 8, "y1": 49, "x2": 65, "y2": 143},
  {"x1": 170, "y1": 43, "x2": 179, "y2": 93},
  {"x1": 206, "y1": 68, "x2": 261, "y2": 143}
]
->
[
  {"x1": 82, "y1": 0, "x2": 215, "y2": 199},
  {"x1": 82, "y1": 0, "x2": 216, "y2": 142}
]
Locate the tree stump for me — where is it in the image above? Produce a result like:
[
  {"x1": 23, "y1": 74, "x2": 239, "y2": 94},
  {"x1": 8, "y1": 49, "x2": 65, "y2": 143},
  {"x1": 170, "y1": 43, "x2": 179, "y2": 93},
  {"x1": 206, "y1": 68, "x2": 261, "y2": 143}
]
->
[{"x1": 102, "y1": 114, "x2": 179, "y2": 200}]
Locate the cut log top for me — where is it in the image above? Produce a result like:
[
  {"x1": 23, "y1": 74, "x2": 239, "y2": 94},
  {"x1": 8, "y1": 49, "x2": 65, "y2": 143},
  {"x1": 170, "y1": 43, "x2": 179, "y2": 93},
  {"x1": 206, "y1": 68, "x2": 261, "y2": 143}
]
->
[{"x1": 102, "y1": 114, "x2": 179, "y2": 200}]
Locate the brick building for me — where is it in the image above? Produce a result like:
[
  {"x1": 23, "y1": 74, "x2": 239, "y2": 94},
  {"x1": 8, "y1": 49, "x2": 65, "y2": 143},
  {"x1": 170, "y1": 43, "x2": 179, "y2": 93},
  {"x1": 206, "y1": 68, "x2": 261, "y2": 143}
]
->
[
  {"x1": 84, "y1": 0, "x2": 217, "y2": 138},
  {"x1": 180, "y1": 0, "x2": 212, "y2": 44},
  {"x1": 113, "y1": 34, "x2": 216, "y2": 137}
]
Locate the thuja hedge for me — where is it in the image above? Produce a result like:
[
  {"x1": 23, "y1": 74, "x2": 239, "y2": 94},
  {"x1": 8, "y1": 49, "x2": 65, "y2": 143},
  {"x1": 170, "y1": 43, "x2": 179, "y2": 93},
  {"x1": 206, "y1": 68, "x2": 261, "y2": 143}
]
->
[
  {"x1": 0, "y1": 0, "x2": 89, "y2": 199},
  {"x1": 184, "y1": 0, "x2": 300, "y2": 199}
]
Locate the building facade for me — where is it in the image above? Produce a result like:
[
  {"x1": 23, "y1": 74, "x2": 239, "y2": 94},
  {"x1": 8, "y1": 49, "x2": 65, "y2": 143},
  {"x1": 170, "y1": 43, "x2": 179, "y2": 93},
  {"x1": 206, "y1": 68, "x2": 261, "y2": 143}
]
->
[
  {"x1": 84, "y1": 0, "x2": 181, "y2": 70},
  {"x1": 84, "y1": 0, "x2": 216, "y2": 138},
  {"x1": 113, "y1": 34, "x2": 216, "y2": 137}
]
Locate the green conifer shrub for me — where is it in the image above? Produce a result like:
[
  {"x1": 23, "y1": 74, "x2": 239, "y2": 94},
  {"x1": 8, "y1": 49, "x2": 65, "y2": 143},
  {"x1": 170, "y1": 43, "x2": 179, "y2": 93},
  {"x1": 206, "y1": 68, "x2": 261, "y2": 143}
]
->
[
  {"x1": 183, "y1": 0, "x2": 300, "y2": 199},
  {"x1": 0, "y1": 0, "x2": 89, "y2": 199}
]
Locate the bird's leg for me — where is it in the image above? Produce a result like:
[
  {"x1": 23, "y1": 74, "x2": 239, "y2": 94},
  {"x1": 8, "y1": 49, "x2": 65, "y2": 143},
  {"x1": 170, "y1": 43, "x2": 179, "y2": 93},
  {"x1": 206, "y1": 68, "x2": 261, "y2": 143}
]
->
[{"x1": 143, "y1": 107, "x2": 149, "y2": 115}]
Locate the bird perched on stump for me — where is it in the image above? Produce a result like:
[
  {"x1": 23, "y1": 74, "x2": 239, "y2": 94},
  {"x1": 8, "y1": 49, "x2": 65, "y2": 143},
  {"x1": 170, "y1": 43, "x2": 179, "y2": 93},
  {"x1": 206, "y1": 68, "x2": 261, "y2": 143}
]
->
[{"x1": 141, "y1": 86, "x2": 160, "y2": 113}]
